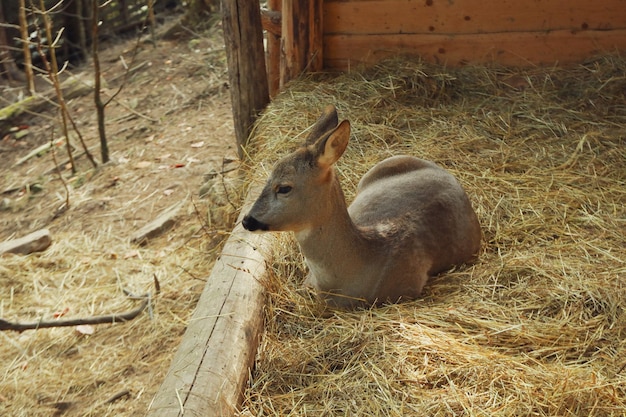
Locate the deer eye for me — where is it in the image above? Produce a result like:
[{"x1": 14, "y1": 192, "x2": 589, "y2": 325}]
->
[{"x1": 276, "y1": 185, "x2": 292, "y2": 195}]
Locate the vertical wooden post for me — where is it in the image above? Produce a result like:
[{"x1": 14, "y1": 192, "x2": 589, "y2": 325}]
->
[
  {"x1": 280, "y1": 0, "x2": 323, "y2": 89},
  {"x1": 266, "y1": 0, "x2": 281, "y2": 97},
  {"x1": 222, "y1": 0, "x2": 270, "y2": 159}
]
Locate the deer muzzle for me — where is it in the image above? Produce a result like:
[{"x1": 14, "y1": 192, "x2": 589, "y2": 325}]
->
[{"x1": 242, "y1": 215, "x2": 270, "y2": 232}]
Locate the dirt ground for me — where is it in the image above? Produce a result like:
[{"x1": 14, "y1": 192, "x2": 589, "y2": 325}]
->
[{"x1": 0, "y1": 13, "x2": 239, "y2": 416}]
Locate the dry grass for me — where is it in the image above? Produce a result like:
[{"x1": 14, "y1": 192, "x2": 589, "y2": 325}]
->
[
  {"x1": 0, "y1": 20, "x2": 239, "y2": 416},
  {"x1": 239, "y1": 55, "x2": 626, "y2": 416},
  {"x1": 0, "y1": 185, "x2": 240, "y2": 416},
  {"x1": 0, "y1": 200, "x2": 237, "y2": 416}
]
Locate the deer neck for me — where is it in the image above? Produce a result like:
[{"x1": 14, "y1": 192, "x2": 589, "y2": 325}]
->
[{"x1": 294, "y1": 173, "x2": 377, "y2": 285}]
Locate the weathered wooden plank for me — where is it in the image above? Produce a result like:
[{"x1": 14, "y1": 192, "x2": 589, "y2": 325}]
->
[
  {"x1": 324, "y1": 29, "x2": 626, "y2": 69},
  {"x1": 265, "y1": 0, "x2": 282, "y2": 97},
  {"x1": 0, "y1": 229, "x2": 51, "y2": 256},
  {"x1": 324, "y1": 0, "x2": 626, "y2": 35},
  {"x1": 146, "y1": 190, "x2": 269, "y2": 416},
  {"x1": 280, "y1": 0, "x2": 324, "y2": 89},
  {"x1": 221, "y1": 0, "x2": 269, "y2": 159},
  {"x1": 130, "y1": 201, "x2": 183, "y2": 246}
]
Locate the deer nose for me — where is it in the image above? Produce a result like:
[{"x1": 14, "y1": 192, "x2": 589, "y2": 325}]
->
[{"x1": 242, "y1": 215, "x2": 269, "y2": 232}]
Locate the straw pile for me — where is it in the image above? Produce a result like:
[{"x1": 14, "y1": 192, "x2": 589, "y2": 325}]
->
[
  {"x1": 0, "y1": 15, "x2": 245, "y2": 414},
  {"x1": 239, "y1": 55, "x2": 626, "y2": 415}
]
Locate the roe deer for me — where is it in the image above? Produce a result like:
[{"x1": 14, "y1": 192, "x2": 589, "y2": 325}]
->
[{"x1": 242, "y1": 105, "x2": 481, "y2": 308}]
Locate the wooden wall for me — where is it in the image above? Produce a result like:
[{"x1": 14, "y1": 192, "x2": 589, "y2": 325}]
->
[{"x1": 323, "y1": 0, "x2": 626, "y2": 69}]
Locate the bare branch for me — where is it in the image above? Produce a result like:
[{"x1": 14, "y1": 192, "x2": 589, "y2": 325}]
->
[
  {"x1": 92, "y1": 0, "x2": 108, "y2": 163},
  {"x1": 49, "y1": 127, "x2": 71, "y2": 211},
  {"x1": 0, "y1": 295, "x2": 150, "y2": 332},
  {"x1": 19, "y1": 0, "x2": 35, "y2": 93},
  {"x1": 34, "y1": 0, "x2": 76, "y2": 173}
]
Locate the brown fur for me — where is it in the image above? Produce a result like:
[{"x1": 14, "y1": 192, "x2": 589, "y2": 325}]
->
[{"x1": 242, "y1": 105, "x2": 481, "y2": 308}]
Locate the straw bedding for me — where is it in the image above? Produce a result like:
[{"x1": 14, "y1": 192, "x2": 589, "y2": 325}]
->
[{"x1": 239, "y1": 55, "x2": 626, "y2": 416}]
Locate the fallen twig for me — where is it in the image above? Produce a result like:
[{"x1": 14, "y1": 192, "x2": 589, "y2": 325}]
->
[
  {"x1": 221, "y1": 157, "x2": 238, "y2": 211},
  {"x1": 43, "y1": 148, "x2": 92, "y2": 175},
  {"x1": 0, "y1": 294, "x2": 150, "y2": 332},
  {"x1": 49, "y1": 128, "x2": 70, "y2": 211},
  {"x1": 14, "y1": 137, "x2": 66, "y2": 166},
  {"x1": 102, "y1": 389, "x2": 131, "y2": 405}
]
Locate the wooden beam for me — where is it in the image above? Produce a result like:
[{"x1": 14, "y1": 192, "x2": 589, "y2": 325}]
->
[
  {"x1": 221, "y1": 0, "x2": 270, "y2": 159},
  {"x1": 146, "y1": 190, "x2": 269, "y2": 416},
  {"x1": 265, "y1": 1, "x2": 282, "y2": 97},
  {"x1": 324, "y1": 0, "x2": 626, "y2": 35},
  {"x1": 324, "y1": 29, "x2": 626, "y2": 69},
  {"x1": 0, "y1": 229, "x2": 51, "y2": 256},
  {"x1": 280, "y1": 0, "x2": 324, "y2": 89}
]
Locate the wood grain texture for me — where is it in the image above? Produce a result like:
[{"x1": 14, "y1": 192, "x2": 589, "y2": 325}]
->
[
  {"x1": 266, "y1": 0, "x2": 281, "y2": 96},
  {"x1": 146, "y1": 189, "x2": 269, "y2": 416},
  {"x1": 221, "y1": 0, "x2": 269, "y2": 158},
  {"x1": 324, "y1": 0, "x2": 626, "y2": 35},
  {"x1": 280, "y1": 0, "x2": 324, "y2": 88},
  {"x1": 324, "y1": 29, "x2": 626, "y2": 69}
]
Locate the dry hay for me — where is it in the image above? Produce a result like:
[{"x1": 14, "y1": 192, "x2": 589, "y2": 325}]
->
[
  {"x1": 239, "y1": 55, "x2": 626, "y2": 416},
  {"x1": 0, "y1": 20, "x2": 239, "y2": 415},
  {"x1": 0, "y1": 183, "x2": 240, "y2": 416}
]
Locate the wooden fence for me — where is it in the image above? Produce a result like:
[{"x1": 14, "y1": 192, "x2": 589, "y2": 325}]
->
[{"x1": 262, "y1": 0, "x2": 626, "y2": 95}]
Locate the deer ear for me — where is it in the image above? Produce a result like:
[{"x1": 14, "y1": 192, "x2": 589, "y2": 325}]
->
[
  {"x1": 316, "y1": 120, "x2": 351, "y2": 168},
  {"x1": 305, "y1": 105, "x2": 339, "y2": 145}
]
